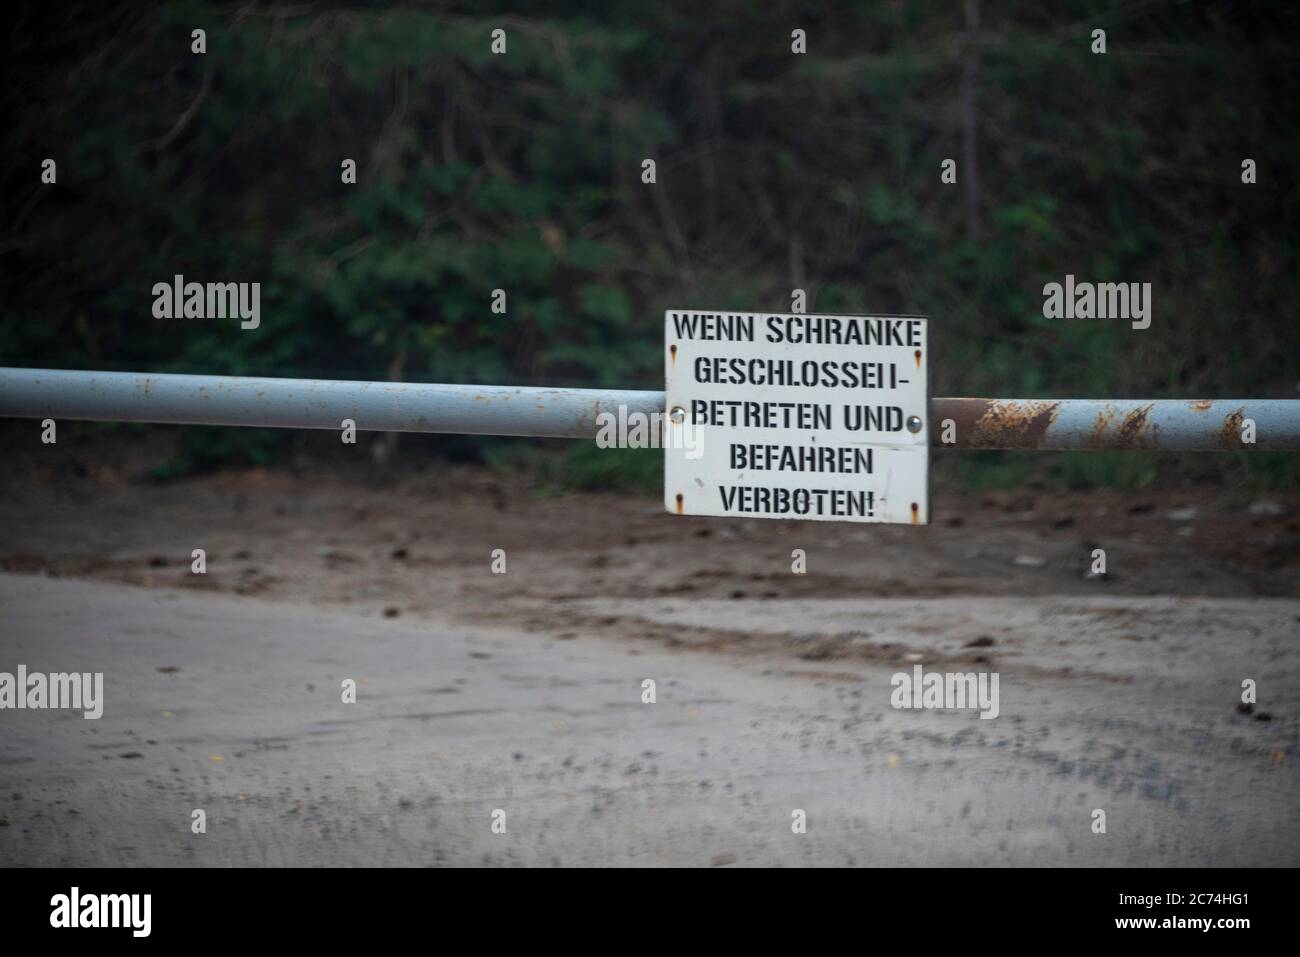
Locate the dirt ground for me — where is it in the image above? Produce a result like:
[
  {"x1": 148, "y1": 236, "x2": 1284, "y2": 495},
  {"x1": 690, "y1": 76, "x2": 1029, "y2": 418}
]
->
[{"x1": 0, "y1": 429, "x2": 1297, "y2": 865}]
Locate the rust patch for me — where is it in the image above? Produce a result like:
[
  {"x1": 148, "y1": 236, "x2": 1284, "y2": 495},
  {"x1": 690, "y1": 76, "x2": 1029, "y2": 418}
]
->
[
  {"x1": 669, "y1": 344, "x2": 677, "y2": 365},
  {"x1": 1114, "y1": 402, "x2": 1156, "y2": 449},
  {"x1": 675, "y1": 493, "x2": 684, "y2": 515},
  {"x1": 910, "y1": 502, "x2": 919, "y2": 524},
  {"x1": 1220, "y1": 408, "x2": 1246, "y2": 448},
  {"x1": 913, "y1": 349, "x2": 922, "y2": 369},
  {"x1": 932, "y1": 399, "x2": 1060, "y2": 449},
  {"x1": 1188, "y1": 399, "x2": 1213, "y2": 412},
  {"x1": 1089, "y1": 406, "x2": 1117, "y2": 448}
]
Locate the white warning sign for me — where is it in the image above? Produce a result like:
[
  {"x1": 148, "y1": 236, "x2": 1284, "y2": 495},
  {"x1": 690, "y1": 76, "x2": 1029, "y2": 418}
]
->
[{"x1": 664, "y1": 311, "x2": 929, "y2": 525}]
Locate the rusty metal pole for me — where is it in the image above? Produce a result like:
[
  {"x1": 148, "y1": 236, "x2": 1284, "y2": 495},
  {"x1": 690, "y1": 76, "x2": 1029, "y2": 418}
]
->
[
  {"x1": 930, "y1": 398, "x2": 1297, "y2": 451},
  {"x1": 0, "y1": 367, "x2": 1297, "y2": 450}
]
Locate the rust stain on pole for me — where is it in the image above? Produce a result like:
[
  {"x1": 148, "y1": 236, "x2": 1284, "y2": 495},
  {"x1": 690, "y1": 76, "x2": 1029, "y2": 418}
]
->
[
  {"x1": 1089, "y1": 406, "x2": 1116, "y2": 447},
  {"x1": 1114, "y1": 402, "x2": 1156, "y2": 448},
  {"x1": 937, "y1": 399, "x2": 1061, "y2": 449},
  {"x1": 1220, "y1": 408, "x2": 1246, "y2": 448}
]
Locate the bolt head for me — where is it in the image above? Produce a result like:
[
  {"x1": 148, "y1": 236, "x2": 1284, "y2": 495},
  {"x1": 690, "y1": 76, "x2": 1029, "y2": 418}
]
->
[
  {"x1": 669, "y1": 406, "x2": 686, "y2": 425},
  {"x1": 906, "y1": 415, "x2": 923, "y2": 434}
]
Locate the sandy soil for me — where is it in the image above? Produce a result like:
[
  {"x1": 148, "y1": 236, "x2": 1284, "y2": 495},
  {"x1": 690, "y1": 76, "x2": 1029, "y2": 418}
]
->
[{"x1": 0, "y1": 432, "x2": 1297, "y2": 865}]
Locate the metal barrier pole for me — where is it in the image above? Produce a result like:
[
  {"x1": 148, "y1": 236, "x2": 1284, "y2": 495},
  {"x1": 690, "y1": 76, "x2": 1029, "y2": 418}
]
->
[
  {"x1": 1, "y1": 367, "x2": 1296, "y2": 450},
  {"x1": 0, "y1": 367, "x2": 660, "y2": 440},
  {"x1": 930, "y1": 398, "x2": 1298, "y2": 450}
]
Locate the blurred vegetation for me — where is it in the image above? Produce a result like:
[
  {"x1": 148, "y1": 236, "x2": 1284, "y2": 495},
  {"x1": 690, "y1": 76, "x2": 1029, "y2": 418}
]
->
[{"x1": 1, "y1": 1, "x2": 1296, "y2": 489}]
